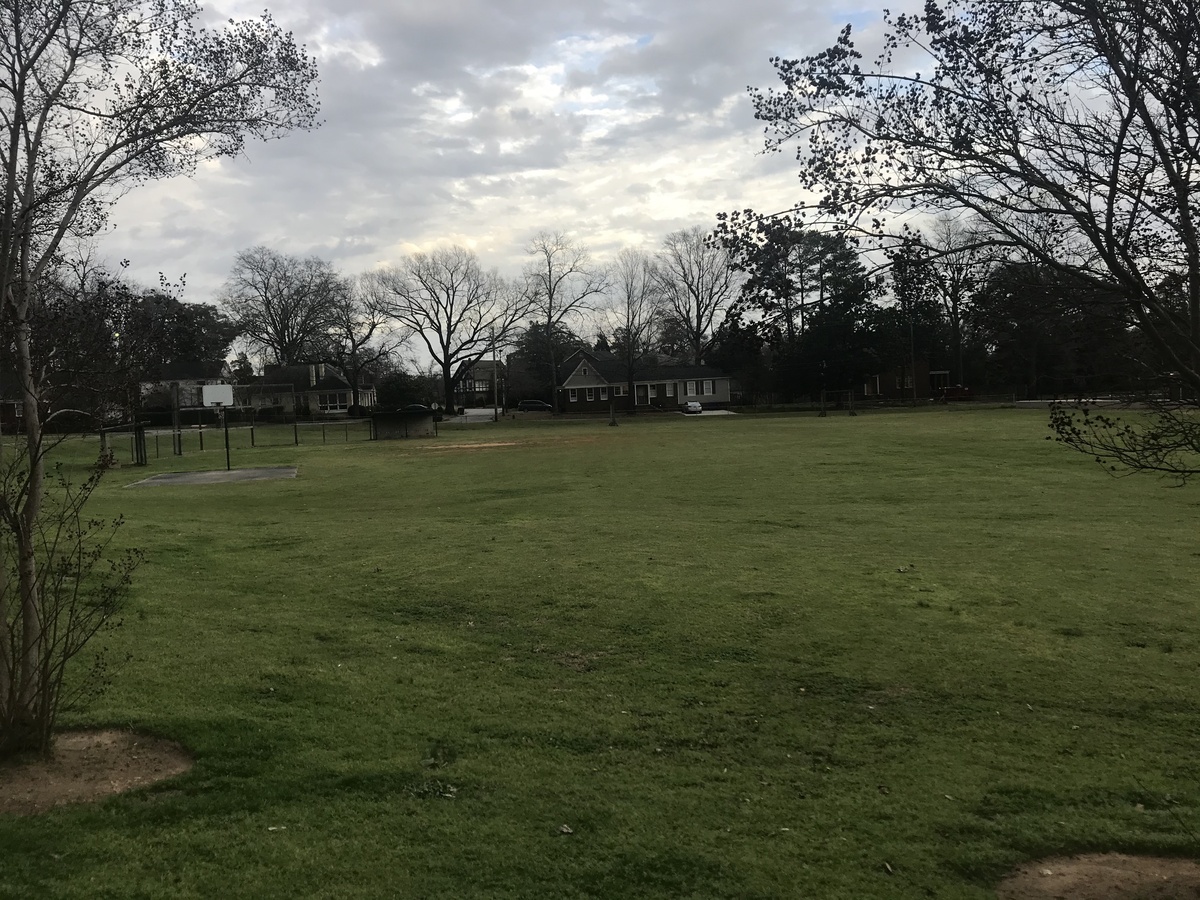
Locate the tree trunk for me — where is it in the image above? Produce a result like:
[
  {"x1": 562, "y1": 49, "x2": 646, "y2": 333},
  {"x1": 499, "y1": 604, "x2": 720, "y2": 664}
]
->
[
  {"x1": 442, "y1": 364, "x2": 456, "y2": 414},
  {"x1": 5, "y1": 314, "x2": 45, "y2": 752},
  {"x1": 548, "y1": 343, "x2": 560, "y2": 413},
  {"x1": 0, "y1": 558, "x2": 11, "y2": 725}
]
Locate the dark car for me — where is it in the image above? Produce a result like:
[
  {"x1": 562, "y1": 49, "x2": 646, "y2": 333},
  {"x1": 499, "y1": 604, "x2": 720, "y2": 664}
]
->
[{"x1": 517, "y1": 400, "x2": 554, "y2": 412}]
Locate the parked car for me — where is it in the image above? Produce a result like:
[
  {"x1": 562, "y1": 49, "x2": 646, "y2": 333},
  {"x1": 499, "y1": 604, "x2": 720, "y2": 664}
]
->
[
  {"x1": 682, "y1": 401, "x2": 703, "y2": 414},
  {"x1": 517, "y1": 399, "x2": 554, "y2": 412}
]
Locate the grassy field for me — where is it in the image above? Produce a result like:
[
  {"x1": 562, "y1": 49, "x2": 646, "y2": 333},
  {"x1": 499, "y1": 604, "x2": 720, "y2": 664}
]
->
[{"x1": 2, "y1": 408, "x2": 1198, "y2": 899}]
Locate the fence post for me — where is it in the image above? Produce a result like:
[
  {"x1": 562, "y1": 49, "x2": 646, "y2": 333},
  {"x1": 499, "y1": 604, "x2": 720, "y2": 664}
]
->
[
  {"x1": 322, "y1": 424, "x2": 326, "y2": 444},
  {"x1": 344, "y1": 423, "x2": 348, "y2": 442},
  {"x1": 134, "y1": 424, "x2": 147, "y2": 466},
  {"x1": 294, "y1": 421, "x2": 299, "y2": 445},
  {"x1": 199, "y1": 428, "x2": 204, "y2": 451}
]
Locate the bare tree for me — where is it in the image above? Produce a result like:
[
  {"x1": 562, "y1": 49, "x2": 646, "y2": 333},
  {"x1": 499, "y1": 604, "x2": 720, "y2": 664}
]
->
[
  {"x1": 324, "y1": 275, "x2": 408, "y2": 411},
  {"x1": 375, "y1": 247, "x2": 532, "y2": 413},
  {"x1": 0, "y1": 0, "x2": 318, "y2": 757},
  {"x1": 600, "y1": 248, "x2": 662, "y2": 410},
  {"x1": 523, "y1": 232, "x2": 608, "y2": 412},
  {"x1": 221, "y1": 247, "x2": 341, "y2": 368},
  {"x1": 907, "y1": 217, "x2": 992, "y2": 388},
  {"x1": 750, "y1": 0, "x2": 1200, "y2": 475},
  {"x1": 653, "y1": 227, "x2": 738, "y2": 364}
]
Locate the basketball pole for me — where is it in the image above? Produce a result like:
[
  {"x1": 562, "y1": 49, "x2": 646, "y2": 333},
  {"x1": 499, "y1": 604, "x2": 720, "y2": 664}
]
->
[{"x1": 215, "y1": 402, "x2": 230, "y2": 470}]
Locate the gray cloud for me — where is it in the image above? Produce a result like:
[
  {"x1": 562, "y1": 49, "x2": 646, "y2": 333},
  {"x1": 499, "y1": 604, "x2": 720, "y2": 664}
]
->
[{"x1": 100, "y1": 0, "x2": 919, "y2": 300}]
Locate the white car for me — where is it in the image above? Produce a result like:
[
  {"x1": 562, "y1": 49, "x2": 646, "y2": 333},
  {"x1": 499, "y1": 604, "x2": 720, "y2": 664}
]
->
[{"x1": 682, "y1": 401, "x2": 703, "y2": 414}]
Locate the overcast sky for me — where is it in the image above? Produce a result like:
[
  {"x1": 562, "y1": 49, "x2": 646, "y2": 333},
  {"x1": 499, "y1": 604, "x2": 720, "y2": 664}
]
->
[{"x1": 99, "y1": 0, "x2": 895, "y2": 304}]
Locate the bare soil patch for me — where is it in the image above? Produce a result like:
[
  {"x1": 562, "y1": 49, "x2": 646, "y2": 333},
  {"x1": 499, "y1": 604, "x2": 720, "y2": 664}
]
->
[
  {"x1": 418, "y1": 442, "x2": 518, "y2": 451},
  {"x1": 0, "y1": 729, "x2": 192, "y2": 816},
  {"x1": 127, "y1": 466, "x2": 297, "y2": 487},
  {"x1": 996, "y1": 853, "x2": 1200, "y2": 899}
]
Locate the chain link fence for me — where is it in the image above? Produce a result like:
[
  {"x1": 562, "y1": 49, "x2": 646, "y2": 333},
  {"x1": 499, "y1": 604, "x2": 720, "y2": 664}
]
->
[{"x1": 99, "y1": 418, "x2": 373, "y2": 465}]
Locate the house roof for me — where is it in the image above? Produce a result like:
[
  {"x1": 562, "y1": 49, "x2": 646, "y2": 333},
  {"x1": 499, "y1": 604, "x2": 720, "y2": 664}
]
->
[
  {"x1": 561, "y1": 349, "x2": 727, "y2": 385},
  {"x1": 651, "y1": 364, "x2": 727, "y2": 380},
  {"x1": 250, "y1": 364, "x2": 355, "y2": 393},
  {"x1": 313, "y1": 375, "x2": 354, "y2": 391},
  {"x1": 567, "y1": 351, "x2": 625, "y2": 383},
  {"x1": 467, "y1": 358, "x2": 504, "y2": 374}
]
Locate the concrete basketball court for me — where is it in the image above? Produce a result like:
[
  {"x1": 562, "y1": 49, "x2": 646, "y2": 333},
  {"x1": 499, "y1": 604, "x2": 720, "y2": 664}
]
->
[{"x1": 126, "y1": 467, "x2": 298, "y2": 487}]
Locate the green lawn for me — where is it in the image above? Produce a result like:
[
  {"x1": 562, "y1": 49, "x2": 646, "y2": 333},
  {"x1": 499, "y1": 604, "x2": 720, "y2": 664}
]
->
[{"x1": 3, "y1": 409, "x2": 1198, "y2": 899}]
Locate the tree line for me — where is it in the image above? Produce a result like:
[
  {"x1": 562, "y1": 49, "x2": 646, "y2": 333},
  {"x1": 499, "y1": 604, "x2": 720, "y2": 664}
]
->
[
  {"x1": 201, "y1": 213, "x2": 1153, "y2": 417},
  {"x1": 216, "y1": 227, "x2": 737, "y2": 415},
  {"x1": 22, "y1": 209, "x2": 1151, "y2": 428},
  {"x1": 747, "y1": 0, "x2": 1200, "y2": 477}
]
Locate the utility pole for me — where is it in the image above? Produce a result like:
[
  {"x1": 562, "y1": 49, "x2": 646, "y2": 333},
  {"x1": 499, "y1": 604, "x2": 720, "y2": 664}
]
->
[
  {"x1": 491, "y1": 326, "x2": 499, "y2": 423},
  {"x1": 909, "y1": 307, "x2": 919, "y2": 405}
]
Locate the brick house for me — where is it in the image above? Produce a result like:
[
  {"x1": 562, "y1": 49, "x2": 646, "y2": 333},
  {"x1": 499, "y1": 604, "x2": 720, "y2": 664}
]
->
[
  {"x1": 863, "y1": 359, "x2": 933, "y2": 400},
  {"x1": 558, "y1": 349, "x2": 732, "y2": 412}
]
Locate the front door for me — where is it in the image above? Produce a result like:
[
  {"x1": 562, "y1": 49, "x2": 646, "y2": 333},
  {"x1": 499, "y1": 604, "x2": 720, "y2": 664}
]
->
[{"x1": 635, "y1": 384, "x2": 649, "y2": 405}]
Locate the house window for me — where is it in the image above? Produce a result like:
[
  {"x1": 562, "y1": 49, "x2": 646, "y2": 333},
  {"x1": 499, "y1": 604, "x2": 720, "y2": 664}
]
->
[
  {"x1": 600, "y1": 387, "x2": 608, "y2": 400},
  {"x1": 569, "y1": 389, "x2": 578, "y2": 402},
  {"x1": 586, "y1": 388, "x2": 594, "y2": 401},
  {"x1": 686, "y1": 381, "x2": 696, "y2": 396},
  {"x1": 582, "y1": 367, "x2": 589, "y2": 376},
  {"x1": 649, "y1": 384, "x2": 658, "y2": 398},
  {"x1": 318, "y1": 392, "x2": 349, "y2": 412},
  {"x1": 904, "y1": 374, "x2": 913, "y2": 388},
  {"x1": 666, "y1": 383, "x2": 675, "y2": 397},
  {"x1": 895, "y1": 376, "x2": 902, "y2": 390},
  {"x1": 615, "y1": 385, "x2": 626, "y2": 396},
  {"x1": 703, "y1": 380, "x2": 714, "y2": 396}
]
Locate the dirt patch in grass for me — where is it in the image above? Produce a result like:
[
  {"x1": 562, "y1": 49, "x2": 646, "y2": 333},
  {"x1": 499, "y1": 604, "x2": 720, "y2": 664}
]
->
[
  {"x1": 419, "y1": 442, "x2": 518, "y2": 451},
  {"x1": 995, "y1": 853, "x2": 1200, "y2": 899},
  {"x1": 127, "y1": 466, "x2": 297, "y2": 487},
  {"x1": 0, "y1": 729, "x2": 192, "y2": 816}
]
